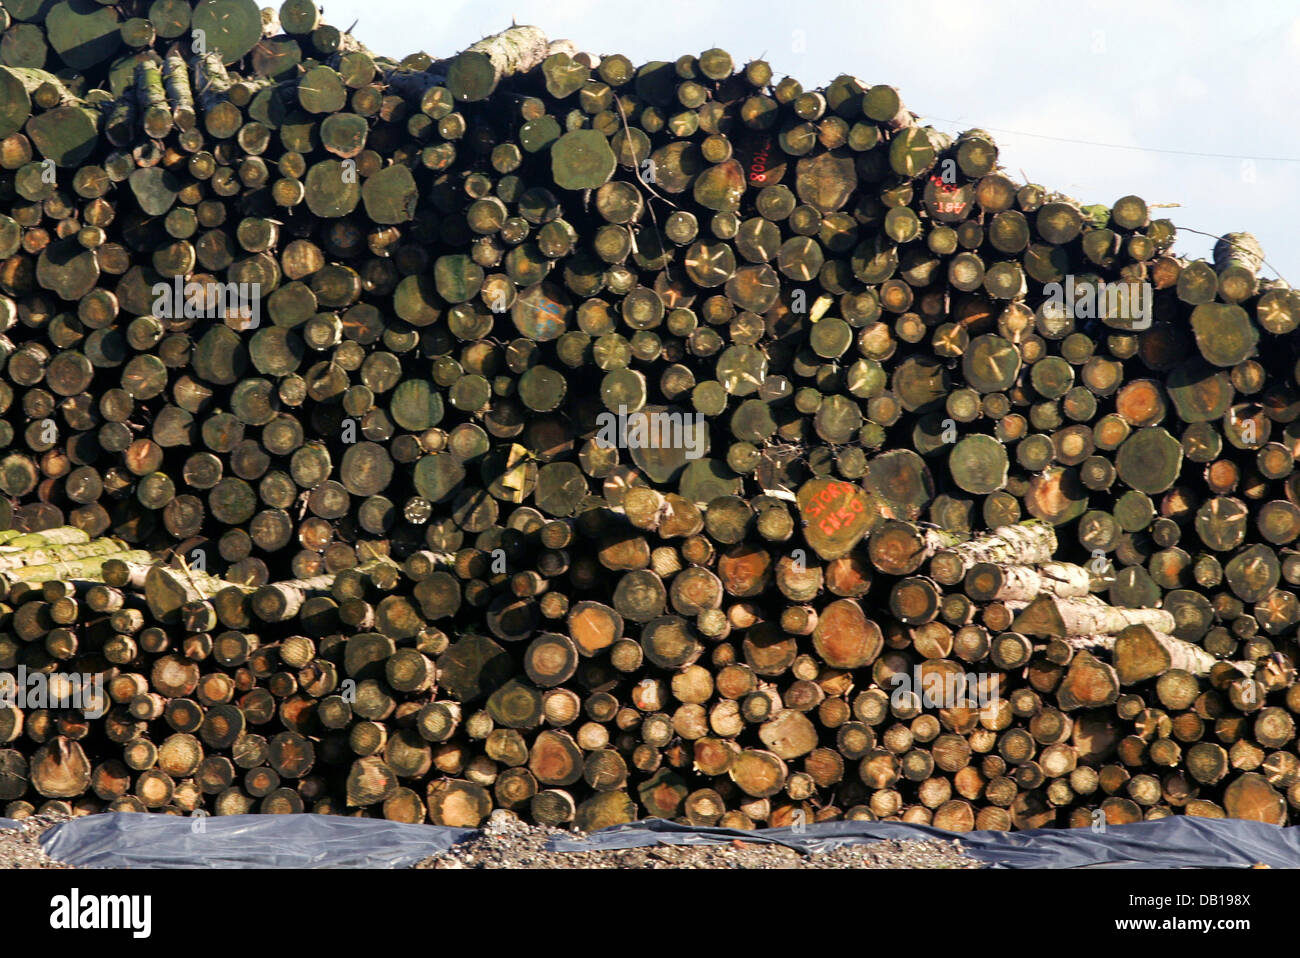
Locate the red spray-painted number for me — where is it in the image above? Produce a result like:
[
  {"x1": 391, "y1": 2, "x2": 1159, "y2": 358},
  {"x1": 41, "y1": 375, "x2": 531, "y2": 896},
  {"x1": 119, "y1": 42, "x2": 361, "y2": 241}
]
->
[{"x1": 802, "y1": 482, "x2": 865, "y2": 535}]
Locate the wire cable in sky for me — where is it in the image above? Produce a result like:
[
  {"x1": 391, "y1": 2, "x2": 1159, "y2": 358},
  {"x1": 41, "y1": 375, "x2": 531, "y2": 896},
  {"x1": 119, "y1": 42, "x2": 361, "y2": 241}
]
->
[{"x1": 920, "y1": 117, "x2": 1300, "y2": 164}]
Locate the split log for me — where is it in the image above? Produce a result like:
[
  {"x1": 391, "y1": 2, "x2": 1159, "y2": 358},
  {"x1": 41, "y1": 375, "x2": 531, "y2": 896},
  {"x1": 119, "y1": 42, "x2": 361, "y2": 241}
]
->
[
  {"x1": 1112, "y1": 625, "x2": 1218, "y2": 684},
  {"x1": 1013, "y1": 596, "x2": 1176, "y2": 638}
]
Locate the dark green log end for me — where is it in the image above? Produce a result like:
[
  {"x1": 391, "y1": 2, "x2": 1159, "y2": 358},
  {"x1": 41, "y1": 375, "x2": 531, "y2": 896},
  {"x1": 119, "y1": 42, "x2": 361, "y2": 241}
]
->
[{"x1": 551, "y1": 129, "x2": 616, "y2": 191}]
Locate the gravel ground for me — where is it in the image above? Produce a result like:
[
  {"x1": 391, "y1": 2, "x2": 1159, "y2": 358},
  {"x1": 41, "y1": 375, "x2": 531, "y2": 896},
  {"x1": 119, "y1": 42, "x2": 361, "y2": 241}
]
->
[
  {"x1": 417, "y1": 811, "x2": 982, "y2": 869},
  {"x1": 0, "y1": 813, "x2": 72, "y2": 869}
]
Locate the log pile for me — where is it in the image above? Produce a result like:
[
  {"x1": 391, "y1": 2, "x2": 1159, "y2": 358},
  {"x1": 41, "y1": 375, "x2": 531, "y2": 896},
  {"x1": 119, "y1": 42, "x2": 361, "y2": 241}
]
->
[{"x1": 0, "y1": 0, "x2": 1299, "y2": 830}]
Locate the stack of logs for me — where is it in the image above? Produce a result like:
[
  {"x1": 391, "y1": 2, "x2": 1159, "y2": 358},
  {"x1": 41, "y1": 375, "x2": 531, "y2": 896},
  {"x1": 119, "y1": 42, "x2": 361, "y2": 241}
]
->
[
  {"x1": 2, "y1": 515, "x2": 1297, "y2": 829},
  {"x1": 0, "y1": 0, "x2": 1299, "y2": 830}
]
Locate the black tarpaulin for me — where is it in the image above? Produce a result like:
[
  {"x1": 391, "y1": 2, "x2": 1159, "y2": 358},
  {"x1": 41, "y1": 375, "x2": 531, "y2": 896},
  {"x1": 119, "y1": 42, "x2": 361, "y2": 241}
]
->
[
  {"x1": 35, "y1": 812, "x2": 476, "y2": 868},
  {"x1": 544, "y1": 816, "x2": 1300, "y2": 868},
  {"x1": 14, "y1": 811, "x2": 1298, "y2": 868}
]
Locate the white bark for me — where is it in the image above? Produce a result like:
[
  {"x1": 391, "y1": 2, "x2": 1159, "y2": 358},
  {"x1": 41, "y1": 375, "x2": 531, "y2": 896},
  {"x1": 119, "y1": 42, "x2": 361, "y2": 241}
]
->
[
  {"x1": 0, "y1": 550, "x2": 152, "y2": 584},
  {"x1": 959, "y1": 521, "x2": 1057, "y2": 563},
  {"x1": 984, "y1": 561, "x2": 1097, "y2": 602},
  {"x1": 461, "y1": 25, "x2": 552, "y2": 76},
  {"x1": 934, "y1": 522, "x2": 1057, "y2": 577},
  {"x1": 921, "y1": 526, "x2": 968, "y2": 554},
  {"x1": 0, "y1": 526, "x2": 91, "y2": 548},
  {"x1": 258, "y1": 582, "x2": 306, "y2": 620},
  {"x1": 1051, "y1": 596, "x2": 1176, "y2": 635},
  {"x1": 1145, "y1": 631, "x2": 1218, "y2": 675},
  {"x1": 1066, "y1": 634, "x2": 1114, "y2": 652},
  {"x1": 0, "y1": 538, "x2": 132, "y2": 572}
]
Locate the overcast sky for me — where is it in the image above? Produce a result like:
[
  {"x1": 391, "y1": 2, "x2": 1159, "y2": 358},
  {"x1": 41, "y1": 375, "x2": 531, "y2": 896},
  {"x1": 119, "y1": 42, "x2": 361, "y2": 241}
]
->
[{"x1": 321, "y1": 0, "x2": 1300, "y2": 284}]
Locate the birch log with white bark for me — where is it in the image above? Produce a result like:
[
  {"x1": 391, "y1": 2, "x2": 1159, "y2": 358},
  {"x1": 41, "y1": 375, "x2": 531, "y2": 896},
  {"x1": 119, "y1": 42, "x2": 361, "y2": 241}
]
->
[
  {"x1": 1012, "y1": 594, "x2": 1176, "y2": 638},
  {"x1": 929, "y1": 522, "x2": 1059, "y2": 585}
]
